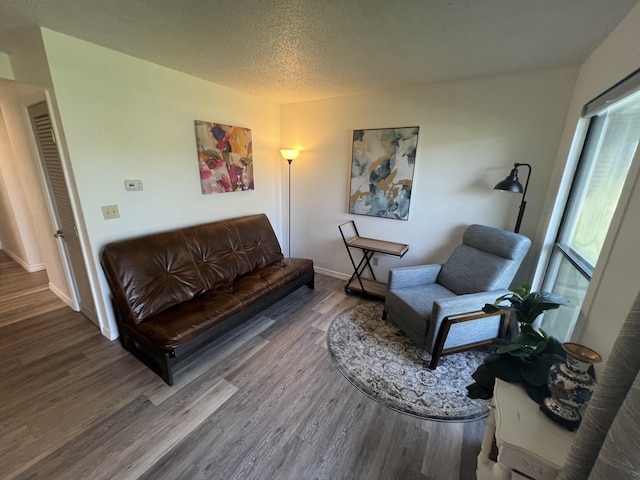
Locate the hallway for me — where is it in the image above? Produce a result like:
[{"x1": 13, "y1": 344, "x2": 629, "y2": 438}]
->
[{"x1": 0, "y1": 251, "x2": 70, "y2": 328}]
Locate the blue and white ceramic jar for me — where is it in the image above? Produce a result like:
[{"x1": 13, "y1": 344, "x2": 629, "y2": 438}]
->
[{"x1": 541, "y1": 342, "x2": 602, "y2": 431}]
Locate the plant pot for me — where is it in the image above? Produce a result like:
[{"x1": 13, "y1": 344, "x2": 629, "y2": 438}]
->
[{"x1": 540, "y1": 342, "x2": 602, "y2": 431}]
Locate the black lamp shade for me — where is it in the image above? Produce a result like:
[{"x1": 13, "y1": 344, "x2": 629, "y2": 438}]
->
[
  {"x1": 494, "y1": 168, "x2": 523, "y2": 193},
  {"x1": 494, "y1": 163, "x2": 532, "y2": 234}
]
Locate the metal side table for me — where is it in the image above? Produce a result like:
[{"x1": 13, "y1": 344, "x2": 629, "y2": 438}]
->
[{"x1": 338, "y1": 220, "x2": 409, "y2": 299}]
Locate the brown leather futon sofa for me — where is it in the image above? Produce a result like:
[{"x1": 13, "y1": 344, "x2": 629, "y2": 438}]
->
[{"x1": 100, "y1": 213, "x2": 314, "y2": 385}]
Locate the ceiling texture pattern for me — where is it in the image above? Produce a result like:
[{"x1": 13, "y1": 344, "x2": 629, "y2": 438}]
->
[{"x1": 0, "y1": 0, "x2": 638, "y2": 103}]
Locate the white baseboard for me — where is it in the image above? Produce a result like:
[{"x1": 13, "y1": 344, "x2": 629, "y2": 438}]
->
[
  {"x1": 49, "y1": 282, "x2": 74, "y2": 308},
  {"x1": 2, "y1": 248, "x2": 45, "y2": 272},
  {"x1": 314, "y1": 266, "x2": 350, "y2": 280},
  {"x1": 101, "y1": 325, "x2": 119, "y2": 341},
  {"x1": 48, "y1": 281, "x2": 117, "y2": 340}
]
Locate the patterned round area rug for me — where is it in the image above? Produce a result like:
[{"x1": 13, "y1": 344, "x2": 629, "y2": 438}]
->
[{"x1": 327, "y1": 302, "x2": 490, "y2": 421}]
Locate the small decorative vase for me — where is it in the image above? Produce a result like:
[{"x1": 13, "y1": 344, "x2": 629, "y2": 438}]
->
[{"x1": 541, "y1": 342, "x2": 602, "y2": 431}]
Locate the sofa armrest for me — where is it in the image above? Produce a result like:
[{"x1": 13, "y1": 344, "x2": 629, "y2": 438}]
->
[
  {"x1": 425, "y1": 289, "x2": 509, "y2": 351},
  {"x1": 387, "y1": 264, "x2": 442, "y2": 290}
]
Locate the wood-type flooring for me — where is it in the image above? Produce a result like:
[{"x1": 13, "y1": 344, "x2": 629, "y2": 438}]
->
[{"x1": 0, "y1": 250, "x2": 486, "y2": 479}]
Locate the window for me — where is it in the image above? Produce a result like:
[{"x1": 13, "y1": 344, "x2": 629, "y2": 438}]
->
[{"x1": 540, "y1": 75, "x2": 640, "y2": 341}]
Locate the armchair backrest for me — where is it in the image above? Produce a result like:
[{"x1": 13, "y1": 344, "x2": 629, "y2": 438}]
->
[{"x1": 437, "y1": 224, "x2": 531, "y2": 295}]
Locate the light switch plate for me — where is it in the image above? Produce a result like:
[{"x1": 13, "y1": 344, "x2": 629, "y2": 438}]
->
[
  {"x1": 102, "y1": 205, "x2": 120, "y2": 219},
  {"x1": 125, "y1": 179, "x2": 143, "y2": 191}
]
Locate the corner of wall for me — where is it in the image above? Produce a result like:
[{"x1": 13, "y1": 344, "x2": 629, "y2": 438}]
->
[
  {"x1": 0, "y1": 52, "x2": 15, "y2": 81},
  {"x1": 7, "y1": 27, "x2": 53, "y2": 88}
]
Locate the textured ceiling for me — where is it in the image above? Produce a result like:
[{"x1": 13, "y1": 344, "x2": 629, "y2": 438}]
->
[{"x1": 0, "y1": 0, "x2": 637, "y2": 103}]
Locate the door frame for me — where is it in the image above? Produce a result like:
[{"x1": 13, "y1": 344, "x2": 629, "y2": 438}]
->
[{"x1": 25, "y1": 94, "x2": 102, "y2": 327}]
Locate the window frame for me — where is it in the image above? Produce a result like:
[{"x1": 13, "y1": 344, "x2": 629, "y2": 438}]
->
[{"x1": 539, "y1": 68, "x2": 640, "y2": 341}]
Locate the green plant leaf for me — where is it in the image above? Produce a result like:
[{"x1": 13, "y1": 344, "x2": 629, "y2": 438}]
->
[
  {"x1": 496, "y1": 343, "x2": 537, "y2": 358},
  {"x1": 519, "y1": 291, "x2": 573, "y2": 323},
  {"x1": 486, "y1": 355, "x2": 524, "y2": 383},
  {"x1": 507, "y1": 349, "x2": 536, "y2": 358},
  {"x1": 469, "y1": 363, "x2": 497, "y2": 392},
  {"x1": 508, "y1": 296, "x2": 524, "y2": 311},
  {"x1": 494, "y1": 293, "x2": 510, "y2": 303},
  {"x1": 491, "y1": 339, "x2": 513, "y2": 348},
  {"x1": 466, "y1": 383, "x2": 494, "y2": 400},
  {"x1": 511, "y1": 325, "x2": 546, "y2": 355},
  {"x1": 482, "y1": 303, "x2": 506, "y2": 315},
  {"x1": 483, "y1": 352, "x2": 508, "y2": 364},
  {"x1": 545, "y1": 336, "x2": 566, "y2": 357},
  {"x1": 534, "y1": 340, "x2": 549, "y2": 353},
  {"x1": 519, "y1": 324, "x2": 545, "y2": 340},
  {"x1": 539, "y1": 327, "x2": 549, "y2": 341},
  {"x1": 468, "y1": 292, "x2": 573, "y2": 402},
  {"x1": 496, "y1": 343, "x2": 525, "y2": 354},
  {"x1": 510, "y1": 284, "x2": 531, "y2": 298},
  {"x1": 521, "y1": 381, "x2": 550, "y2": 405},
  {"x1": 520, "y1": 354, "x2": 561, "y2": 386}
]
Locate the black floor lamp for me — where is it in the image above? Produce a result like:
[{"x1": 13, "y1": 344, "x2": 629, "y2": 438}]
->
[
  {"x1": 494, "y1": 163, "x2": 532, "y2": 234},
  {"x1": 280, "y1": 149, "x2": 299, "y2": 257}
]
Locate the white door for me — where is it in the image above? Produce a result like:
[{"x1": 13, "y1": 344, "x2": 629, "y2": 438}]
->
[{"x1": 27, "y1": 101, "x2": 97, "y2": 324}]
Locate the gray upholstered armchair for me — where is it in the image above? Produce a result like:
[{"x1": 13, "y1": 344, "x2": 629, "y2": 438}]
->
[{"x1": 383, "y1": 224, "x2": 531, "y2": 369}]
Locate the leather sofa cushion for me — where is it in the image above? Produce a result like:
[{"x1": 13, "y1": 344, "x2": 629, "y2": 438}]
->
[
  {"x1": 135, "y1": 258, "x2": 313, "y2": 348},
  {"x1": 101, "y1": 229, "x2": 207, "y2": 324},
  {"x1": 184, "y1": 214, "x2": 283, "y2": 291},
  {"x1": 101, "y1": 214, "x2": 285, "y2": 324}
]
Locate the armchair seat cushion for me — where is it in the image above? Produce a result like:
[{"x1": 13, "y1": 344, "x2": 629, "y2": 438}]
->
[{"x1": 386, "y1": 283, "x2": 456, "y2": 343}]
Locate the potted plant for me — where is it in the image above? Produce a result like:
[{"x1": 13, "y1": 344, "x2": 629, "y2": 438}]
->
[{"x1": 466, "y1": 284, "x2": 572, "y2": 404}]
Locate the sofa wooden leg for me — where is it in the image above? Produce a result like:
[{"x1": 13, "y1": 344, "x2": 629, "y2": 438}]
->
[
  {"x1": 159, "y1": 354, "x2": 174, "y2": 386},
  {"x1": 116, "y1": 319, "x2": 175, "y2": 386}
]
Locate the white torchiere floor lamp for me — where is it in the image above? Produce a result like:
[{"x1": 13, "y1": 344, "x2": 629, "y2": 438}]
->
[{"x1": 280, "y1": 149, "x2": 299, "y2": 257}]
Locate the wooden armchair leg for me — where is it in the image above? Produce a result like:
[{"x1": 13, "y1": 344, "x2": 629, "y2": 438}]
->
[{"x1": 428, "y1": 352, "x2": 441, "y2": 370}]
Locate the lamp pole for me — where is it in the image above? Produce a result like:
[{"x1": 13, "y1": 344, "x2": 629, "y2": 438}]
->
[
  {"x1": 287, "y1": 158, "x2": 292, "y2": 257},
  {"x1": 513, "y1": 163, "x2": 532, "y2": 234},
  {"x1": 280, "y1": 149, "x2": 299, "y2": 257}
]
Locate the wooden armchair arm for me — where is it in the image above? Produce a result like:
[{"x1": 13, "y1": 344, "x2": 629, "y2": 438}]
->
[{"x1": 429, "y1": 309, "x2": 510, "y2": 370}]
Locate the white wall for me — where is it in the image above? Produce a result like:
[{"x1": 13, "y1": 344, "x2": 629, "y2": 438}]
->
[
  {"x1": 0, "y1": 82, "x2": 41, "y2": 267},
  {"x1": 40, "y1": 29, "x2": 282, "y2": 338},
  {"x1": 281, "y1": 68, "x2": 578, "y2": 284},
  {"x1": 0, "y1": 53, "x2": 13, "y2": 81},
  {"x1": 0, "y1": 104, "x2": 26, "y2": 257},
  {"x1": 6, "y1": 26, "x2": 53, "y2": 88},
  {"x1": 534, "y1": 2, "x2": 640, "y2": 366}
]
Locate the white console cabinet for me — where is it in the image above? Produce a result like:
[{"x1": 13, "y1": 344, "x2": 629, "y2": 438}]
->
[{"x1": 476, "y1": 379, "x2": 576, "y2": 480}]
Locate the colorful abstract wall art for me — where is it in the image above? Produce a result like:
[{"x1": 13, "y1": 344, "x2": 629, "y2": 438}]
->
[
  {"x1": 194, "y1": 120, "x2": 254, "y2": 194},
  {"x1": 349, "y1": 127, "x2": 419, "y2": 220}
]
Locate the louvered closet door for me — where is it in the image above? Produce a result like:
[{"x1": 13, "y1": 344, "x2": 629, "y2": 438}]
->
[{"x1": 27, "y1": 101, "x2": 97, "y2": 324}]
